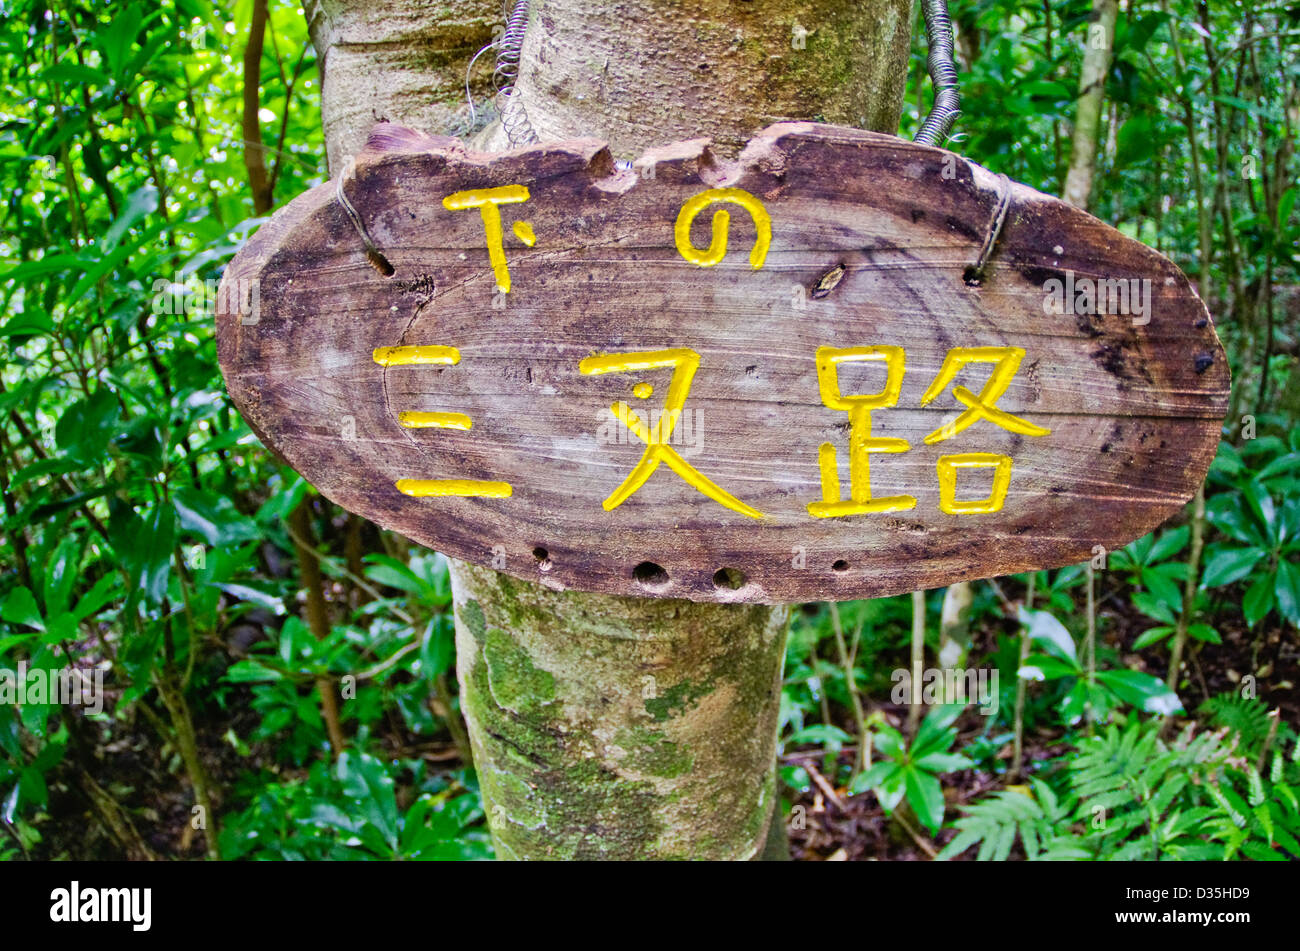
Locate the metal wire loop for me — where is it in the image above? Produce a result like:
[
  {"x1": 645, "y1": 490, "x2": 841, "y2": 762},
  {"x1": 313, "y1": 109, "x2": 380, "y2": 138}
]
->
[
  {"x1": 915, "y1": 0, "x2": 961, "y2": 146},
  {"x1": 966, "y1": 173, "x2": 1012, "y2": 285},
  {"x1": 495, "y1": 1, "x2": 539, "y2": 146}
]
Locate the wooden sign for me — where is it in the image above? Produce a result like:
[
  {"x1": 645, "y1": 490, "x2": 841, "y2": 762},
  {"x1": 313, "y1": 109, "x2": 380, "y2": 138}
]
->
[{"x1": 217, "y1": 122, "x2": 1228, "y2": 603}]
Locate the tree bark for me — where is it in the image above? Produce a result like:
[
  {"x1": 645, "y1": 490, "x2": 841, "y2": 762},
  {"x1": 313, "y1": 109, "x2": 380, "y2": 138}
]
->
[
  {"x1": 243, "y1": 0, "x2": 274, "y2": 214},
  {"x1": 1061, "y1": 0, "x2": 1117, "y2": 211},
  {"x1": 450, "y1": 562, "x2": 790, "y2": 859},
  {"x1": 306, "y1": 0, "x2": 914, "y2": 859},
  {"x1": 478, "y1": 0, "x2": 912, "y2": 156},
  {"x1": 306, "y1": 0, "x2": 501, "y2": 173}
]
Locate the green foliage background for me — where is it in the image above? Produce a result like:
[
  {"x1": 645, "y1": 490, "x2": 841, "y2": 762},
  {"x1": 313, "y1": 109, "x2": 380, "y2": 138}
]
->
[{"x1": 0, "y1": 0, "x2": 1296, "y2": 860}]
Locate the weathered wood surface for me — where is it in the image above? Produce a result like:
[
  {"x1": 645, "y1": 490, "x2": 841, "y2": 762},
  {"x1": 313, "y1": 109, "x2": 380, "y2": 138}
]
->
[{"x1": 217, "y1": 121, "x2": 1229, "y2": 603}]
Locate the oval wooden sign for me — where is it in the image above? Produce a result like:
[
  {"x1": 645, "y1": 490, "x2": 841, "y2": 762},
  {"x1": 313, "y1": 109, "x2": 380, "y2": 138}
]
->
[{"x1": 217, "y1": 122, "x2": 1228, "y2": 603}]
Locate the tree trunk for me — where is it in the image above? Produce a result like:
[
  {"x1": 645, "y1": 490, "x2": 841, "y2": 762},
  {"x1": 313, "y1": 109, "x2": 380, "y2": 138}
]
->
[
  {"x1": 306, "y1": 0, "x2": 913, "y2": 860},
  {"x1": 477, "y1": 0, "x2": 912, "y2": 155},
  {"x1": 450, "y1": 562, "x2": 790, "y2": 859},
  {"x1": 306, "y1": 0, "x2": 502, "y2": 173},
  {"x1": 1061, "y1": 0, "x2": 1117, "y2": 211}
]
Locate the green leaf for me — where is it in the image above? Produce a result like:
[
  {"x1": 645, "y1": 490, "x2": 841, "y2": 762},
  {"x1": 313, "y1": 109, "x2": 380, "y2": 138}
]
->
[
  {"x1": 96, "y1": 3, "x2": 143, "y2": 78},
  {"x1": 0, "y1": 588, "x2": 44, "y2": 630},
  {"x1": 904, "y1": 767, "x2": 946, "y2": 834},
  {"x1": 110, "y1": 503, "x2": 175, "y2": 606},
  {"x1": 1018, "y1": 607, "x2": 1077, "y2": 663},
  {"x1": 42, "y1": 534, "x2": 81, "y2": 619},
  {"x1": 39, "y1": 614, "x2": 78, "y2": 646},
  {"x1": 1211, "y1": 94, "x2": 1269, "y2": 117},
  {"x1": 1243, "y1": 576, "x2": 1276, "y2": 628},
  {"x1": 1278, "y1": 187, "x2": 1297, "y2": 232},
  {"x1": 337, "y1": 752, "x2": 399, "y2": 851},
  {"x1": 215, "y1": 583, "x2": 286, "y2": 616},
  {"x1": 936, "y1": 827, "x2": 983, "y2": 861},
  {"x1": 1142, "y1": 567, "x2": 1184, "y2": 607},
  {"x1": 1210, "y1": 442, "x2": 1243, "y2": 477},
  {"x1": 0, "y1": 310, "x2": 53, "y2": 338},
  {"x1": 850, "y1": 760, "x2": 900, "y2": 796},
  {"x1": 872, "y1": 724, "x2": 905, "y2": 760},
  {"x1": 1201, "y1": 547, "x2": 1265, "y2": 588},
  {"x1": 1275, "y1": 560, "x2": 1300, "y2": 626},
  {"x1": 222, "y1": 660, "x2": 283, "y2": 683},
  {"x1": 173, "y1": 488, "x2": 261, "y2": 547},
  {"x1": 254, "y1": 476, "x2": 309, "y2": 525},
  {"x1": 1132, "y1": 626, "x2": 1173, "y2": 649},
  {"x1": 1096, "y1": 669, "x2": 1183, "y2": 715},
  {"x1": 1132, "y1": 590, "x2": 1177, "y2": 624},
  {"x1": 1148, "y1": 525, "x2": 1189, "y2": 562},
  {"x1": 363, "y1": 555, "x2": 439, "y2": 602},
  {"x1": 1243, "y1": 482, "x2": 1278, "y2": 540},
  {"x1": 72, "y1": 573, "x2": 123, "y2": 622},
  {"x1": 279, "y1": 616, "x2": 307, "y2": 666},
  {"x1": 102, "y1": 187, "x2": 158, "y2": 252},
  {"x1": 55, "y1": 389, "x2": 120, "y2": 464},
  {"x1": 914, "y1": 751, "x2": 976, "y2": 773},
  {"x1": 419, "y1": 619, "x2": 454, "y2": 678},
  {"x1": 786, "y1": 724, "x2": 852, "y2": 748},
  {"x1": 919, "y1": 702, "x2": 966, "y2": 732},
  {"x1": 912, "y1": 703, "x2": 966, "y2": 758},
  {"x1": 1257, "y1": 452, "x2": 1300, "y2": 483},
  {"x1": 0, "y1": 252, "x2": 92, "y2": 285},
  {"x1": 19, "y1": 767, "x2": 48, "y2": 809},
  {"x1": 875, "y1": 765, "x2": 907, "y2": 811},
  {"x1": 42, "y1": 62, "x2": 108, "y2": 86},
  {"x1": 1020, "y1": 654, "x2": 1080, "y2": 680}
]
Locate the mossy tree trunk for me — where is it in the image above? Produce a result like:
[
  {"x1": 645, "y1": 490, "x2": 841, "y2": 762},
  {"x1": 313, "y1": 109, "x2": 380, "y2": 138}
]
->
[
  {"x1": 1061, "y1": 0, "x2": 1118, "y2": 211},
  {"x1": 306, "y1": 0, "x2": 914, "y2": 859},
  {"x1": 450, "y1": 563, "x2": 790, "y2": 859}
]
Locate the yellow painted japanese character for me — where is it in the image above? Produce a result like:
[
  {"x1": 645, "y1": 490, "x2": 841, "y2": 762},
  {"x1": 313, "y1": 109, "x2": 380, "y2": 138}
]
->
[
  {"x1": 580, "y1": 348, "x2": 763, "y2": 519},
  {"x1": 674, "y1": 188, "x2": 771, "y2": 269},
  {"x1": 919, "y1": 346, "x2": 1051, "y2": 444},
  {"x1": 442, "y1": 185, "x2": 536, "y2": 293},
  {"x1": 937, "y1": 452, "x2": 1012, "y2": 514},
  {"x1": 807, "y1": 345, "x2": 916, "y2": 518},
  {"x1": 373, "y1": 344, "x2": 512, "y2": 499}
]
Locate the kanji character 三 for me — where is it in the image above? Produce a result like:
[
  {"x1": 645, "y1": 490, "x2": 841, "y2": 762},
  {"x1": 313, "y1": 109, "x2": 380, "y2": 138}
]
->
[{"x1": 372, "y1": 344, "x2": 512, "y2": 499}]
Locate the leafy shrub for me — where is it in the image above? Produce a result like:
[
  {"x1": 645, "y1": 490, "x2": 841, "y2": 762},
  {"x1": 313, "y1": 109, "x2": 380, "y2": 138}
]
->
[{"x1": 940, "y1": 719, "x2": 1300, "y2": 861}]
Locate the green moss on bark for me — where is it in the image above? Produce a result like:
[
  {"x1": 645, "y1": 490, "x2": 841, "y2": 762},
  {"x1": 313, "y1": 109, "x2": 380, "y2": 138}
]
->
[
  {"x1": 484, "y1": 627, "x2": 556, "y2": 715},
  {"x1": 451, "y1": 561, "x2": 790, "y2": 860},
  {"x1": 460, "y1": 598, "x2": 486, "y2": 643},
  {"x1": 614, "y1": 727, "x2": 694, "y2": 779},
  {"x1": 643, "y1": 677, "x2": 713, "y2": 722}
]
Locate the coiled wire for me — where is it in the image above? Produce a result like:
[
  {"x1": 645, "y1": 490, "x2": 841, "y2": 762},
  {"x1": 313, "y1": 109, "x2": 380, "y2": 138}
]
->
[
  {"x1": 914, "y1": 0, "x2": 960, "y2": 146},
  {"x1": 494, "y1": 1, "x2": 539, "y2": 146}
]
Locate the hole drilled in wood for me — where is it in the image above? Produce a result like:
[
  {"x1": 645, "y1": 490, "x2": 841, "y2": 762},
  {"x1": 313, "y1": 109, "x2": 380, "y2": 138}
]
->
[
  {"x1": 832, "y1": 559, "x2": 850, "y2": 572},
  {"x1": 532, "y1": 546, "x2": 552, "y2": 571},
  {"x1": 367, "y1": 249, "x2": 395, "y2": 277},
  {"x1": 633, "y1": 561, "x2": 669, "y2": 589},
  {"x1": 712, "y1": 567, "x2": 747, "y2": 590}
]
